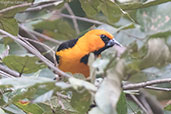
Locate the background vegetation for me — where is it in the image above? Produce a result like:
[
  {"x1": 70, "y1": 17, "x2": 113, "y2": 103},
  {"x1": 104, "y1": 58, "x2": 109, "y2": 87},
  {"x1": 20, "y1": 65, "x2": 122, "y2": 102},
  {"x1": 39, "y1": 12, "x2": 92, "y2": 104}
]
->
[{"x1": 0, "y1": 0, "x2": 171, "y2": 114}]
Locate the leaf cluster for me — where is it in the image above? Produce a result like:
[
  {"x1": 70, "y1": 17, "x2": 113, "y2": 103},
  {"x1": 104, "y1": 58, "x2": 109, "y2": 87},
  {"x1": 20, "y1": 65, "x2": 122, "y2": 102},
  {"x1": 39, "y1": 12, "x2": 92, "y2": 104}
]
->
[{"x1": 0, "y1": 0, "x2": 171, "y2": 114}]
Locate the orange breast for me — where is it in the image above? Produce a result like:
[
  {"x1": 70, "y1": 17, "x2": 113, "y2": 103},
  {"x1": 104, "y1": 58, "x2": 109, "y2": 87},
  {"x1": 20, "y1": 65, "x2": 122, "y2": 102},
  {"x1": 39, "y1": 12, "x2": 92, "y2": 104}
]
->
[
  {"x1": 59, "y1": 60, "x2": 89, "y2": 77},
  {"x1": 56, "y1": 46, "x2": 90, "y2": 77}
]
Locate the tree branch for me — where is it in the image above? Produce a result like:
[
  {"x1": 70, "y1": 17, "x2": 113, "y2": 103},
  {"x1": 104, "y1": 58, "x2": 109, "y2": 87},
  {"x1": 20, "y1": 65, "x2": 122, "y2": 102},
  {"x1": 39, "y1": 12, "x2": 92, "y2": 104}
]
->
[
  {"x1": 19, "y1": 24, "x2": 61, "y2": 44},
  {"x1": 64, "y1": 3, "x2": 80, "y2": 34},
  {"x1": 59, "y1": 13, "x2": 104, "y2": 25},
  {"x1": 19, "y1": 25, "x2": 55, "y2": 63},
  {"x1": 18, "y1": 35, "x2": 56, "y2": 55},
  {"x1": 129, "y1": 94, "x2": 149, "y2": 114},
  {"x1": 0, "y1": 64, "x2": 20, "y2": 77},
  {"x1": 25, "y1": 0, "x2": 63, "y2": 12},
  {"x1": 0, "y1": 3, "x2": 31, "y2": 14},
  {"x1": 0, "y1": 29, "x2": 71, "y2": 78},
  {"x1": 0, "y1": 70, "x2": 16, "y2": 78},
  {"x1": 123, "y1": 78, "x2": 171, "y2": 90},
  {"x1": 145, "y1": 86, "x2": 171, "y2": 92}
]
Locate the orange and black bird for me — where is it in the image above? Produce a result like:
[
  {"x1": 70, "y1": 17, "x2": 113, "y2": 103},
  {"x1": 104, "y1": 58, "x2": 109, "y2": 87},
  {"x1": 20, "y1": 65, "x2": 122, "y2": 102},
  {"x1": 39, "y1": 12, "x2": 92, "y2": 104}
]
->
[{"x1": 56, "y1": 29, "x2": 121, "y2": 77}]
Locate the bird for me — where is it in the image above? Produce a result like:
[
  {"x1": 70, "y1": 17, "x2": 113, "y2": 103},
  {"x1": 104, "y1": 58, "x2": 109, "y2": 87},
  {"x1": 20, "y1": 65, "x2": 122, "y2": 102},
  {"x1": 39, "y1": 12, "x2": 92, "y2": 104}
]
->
[{"x1": 55, "y1": 29, "x2": 121, "y2": 77}]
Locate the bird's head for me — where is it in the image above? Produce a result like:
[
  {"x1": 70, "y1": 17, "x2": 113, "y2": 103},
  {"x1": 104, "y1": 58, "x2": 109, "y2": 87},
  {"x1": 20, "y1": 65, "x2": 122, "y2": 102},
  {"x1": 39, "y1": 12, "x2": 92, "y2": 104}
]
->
[{"x1": 78, "y1": 29, "x2": 122, "y2": 54}]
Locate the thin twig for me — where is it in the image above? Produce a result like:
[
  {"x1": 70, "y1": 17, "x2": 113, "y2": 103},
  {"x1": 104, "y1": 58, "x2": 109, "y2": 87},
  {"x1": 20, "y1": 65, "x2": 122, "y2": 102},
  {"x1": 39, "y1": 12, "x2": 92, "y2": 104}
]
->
[
  {"x1": 0, "y1": 3, "x2": 31, "y2": 14},
  {"x1": 59, "y1": 13, "x2": 104, "y2": 25},
  {"x1": 0, "y1": 70, "x2": 16, "y2": 78},
  {"x1": 0, "y1": 35, "x2": 7, "y2": 38},
  {"x1": 0, "y1": 64, "x2": 20, "y2": 77},
  {"x1": 18, "y1": 35, "x2": 56, "y2": 55},
  {"x1": 123, "y1": 78, "x2": 171, "y2": 90},
  {"x1": 0, "y1": 29, "x2": 71, "y2": 78},
  {"x1": 19, "y1": 25, "x2": 61, "y2": 44},
  {"x1": 19, "y1": 35, "x2": 57, "y2": 67},
  {"x1": 130, "y1": 94, "x2": 149, "y2": 114},
  {"x1": 19, "y1": 25, "x2": 55, "y2": 62},
  {"x1": 145, "y1": 86, "x2": 171, "y2": 92},
  {"x1": 57, "y1": 92, "x2": 70, "y2": 99},
  {"x1": 122, "y1": 31, "x2": 145, "y2": 41},
  {"x1": 138, "y1": 93, "x2": 153, "y2": 114},
  {"x1": 25, "y1": 0, "x2": 63, "y2": 12},
  {"x1": 64, "y1": 3, "x2": 80, "y2": 34}
]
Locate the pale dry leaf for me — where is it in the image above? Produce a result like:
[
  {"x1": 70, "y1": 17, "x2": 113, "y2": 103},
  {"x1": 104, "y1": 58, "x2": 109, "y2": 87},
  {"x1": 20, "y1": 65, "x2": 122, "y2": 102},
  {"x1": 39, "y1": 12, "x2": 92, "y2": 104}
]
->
[
  {"x1": 69, "y1": 77, "x2": 97, "y2": 92},
  {"x1": 95, "y1": 59, "x2": 125, "y2": 114}
]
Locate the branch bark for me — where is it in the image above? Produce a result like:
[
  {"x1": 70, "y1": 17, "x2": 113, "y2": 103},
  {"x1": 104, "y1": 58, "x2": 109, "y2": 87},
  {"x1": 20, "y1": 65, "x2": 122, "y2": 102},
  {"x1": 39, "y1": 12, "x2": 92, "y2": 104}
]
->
[
  {"x1": 0, "y1": 29, "x2": 71, "y2": 78},
  {"x1": 64, "y1": 3, "x2": 80, "y2": 34},
  {"x1": 0, "y1": 3, "x2": 31, "y2": 14},
  {"x1": 59, "y1": 13, "x2": 104, "y2": 25},
  {"x1": 19, "y1": 25, "x2": 55, "y2": 63},
  {"x1": 145, "y1": 86, "x2": 171, "y2": 92},
  {"x1": 25, "y1": 0, "x2": 63, "y2": 12},
  {"x1": 129, "y1": 94, "x2": 149, "y2": 114},
  {"x1": 123, "y1": 78, "x2": 171, "y2": 90},
  {"x1": 20, "y1": 25, "x2": 61, "y2": 45},
  {"x1": 0, "y1": 64, "x2": 20, "y2": 77}
]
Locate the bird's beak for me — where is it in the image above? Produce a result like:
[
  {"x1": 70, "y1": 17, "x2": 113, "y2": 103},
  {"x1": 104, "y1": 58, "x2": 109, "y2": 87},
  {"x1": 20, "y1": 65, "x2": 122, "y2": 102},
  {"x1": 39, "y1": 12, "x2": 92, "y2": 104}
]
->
[{"x1": 107, "y1": 38, "x2": 122, "y2": 47}]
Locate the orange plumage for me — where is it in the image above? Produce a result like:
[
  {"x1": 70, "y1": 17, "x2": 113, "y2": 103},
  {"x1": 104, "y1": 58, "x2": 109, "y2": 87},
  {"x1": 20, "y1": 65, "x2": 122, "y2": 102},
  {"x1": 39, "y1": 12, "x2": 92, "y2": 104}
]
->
[{"x1": 56, "y1": 29, "x2": 121, "y2": 77}]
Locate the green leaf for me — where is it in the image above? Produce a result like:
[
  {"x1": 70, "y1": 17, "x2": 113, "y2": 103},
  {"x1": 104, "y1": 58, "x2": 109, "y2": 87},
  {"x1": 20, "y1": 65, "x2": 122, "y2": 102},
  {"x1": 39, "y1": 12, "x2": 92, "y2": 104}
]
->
[
  {"x1": 80, "y1": 0, "x2": 124, "y2": 24},
  {"x1": 0, "y1": 0, "x2": 34, "y2": 44},
  {"x1": 2, "y1": 55, "x2": 46, "y2": 74},
  {"x1": 0, "y1": 17, "x2": 18, "y2": 36},
  {"x1": 37, "y1": 103, "x2": 53, "y2": 114},
  {"x1": 99, "y1": 0, "x2": 122, "y2": 23},
  {"x1": 15, "y1": 102, "x2": 44, "y2": 114},
  {"x1": 116, "y1": 92, "x2": 127, "y2": 114},
  {"x1": 33, "y1": 19, "x2": 77, "y2": 40},
  {"x1": 79, "y1": 0, "x2": 100, "y2": 17},
  {"x1": 164, "y1": 104, "x2": 171, "y2": 111},
  {"x1": 70, "y1": 89, "x2": 91, "y2": 113}
]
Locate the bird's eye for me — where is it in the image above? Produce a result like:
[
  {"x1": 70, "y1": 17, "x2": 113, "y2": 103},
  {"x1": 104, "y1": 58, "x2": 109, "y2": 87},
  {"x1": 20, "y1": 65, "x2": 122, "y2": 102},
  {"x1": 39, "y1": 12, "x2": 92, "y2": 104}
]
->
[
  {"x1": 100, "y1": 34, "x2": 110, "y2": 45},
  {"x1": 100, "y1": 34, "x2": 107, "y2": 39}
]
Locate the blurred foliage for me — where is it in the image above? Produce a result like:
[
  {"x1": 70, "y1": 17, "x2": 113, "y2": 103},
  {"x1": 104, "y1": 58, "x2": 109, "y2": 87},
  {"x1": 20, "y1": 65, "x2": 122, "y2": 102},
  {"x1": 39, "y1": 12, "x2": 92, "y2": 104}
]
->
[
  {"x1": 33, "y1": 19, "x2": 77, "y2": 40},
  {"x1": 2, "y1": 55, "x2": 46, "y2": 74},
  {"x1": 164, "y1": 104, "x2": 171, "y2": 111},
  {"x1": 0, "y1": 0, "x2": 171, "y2": 114},
  {"x1": 116, "y1": 92, "x2": 127, "y2": 114}
]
